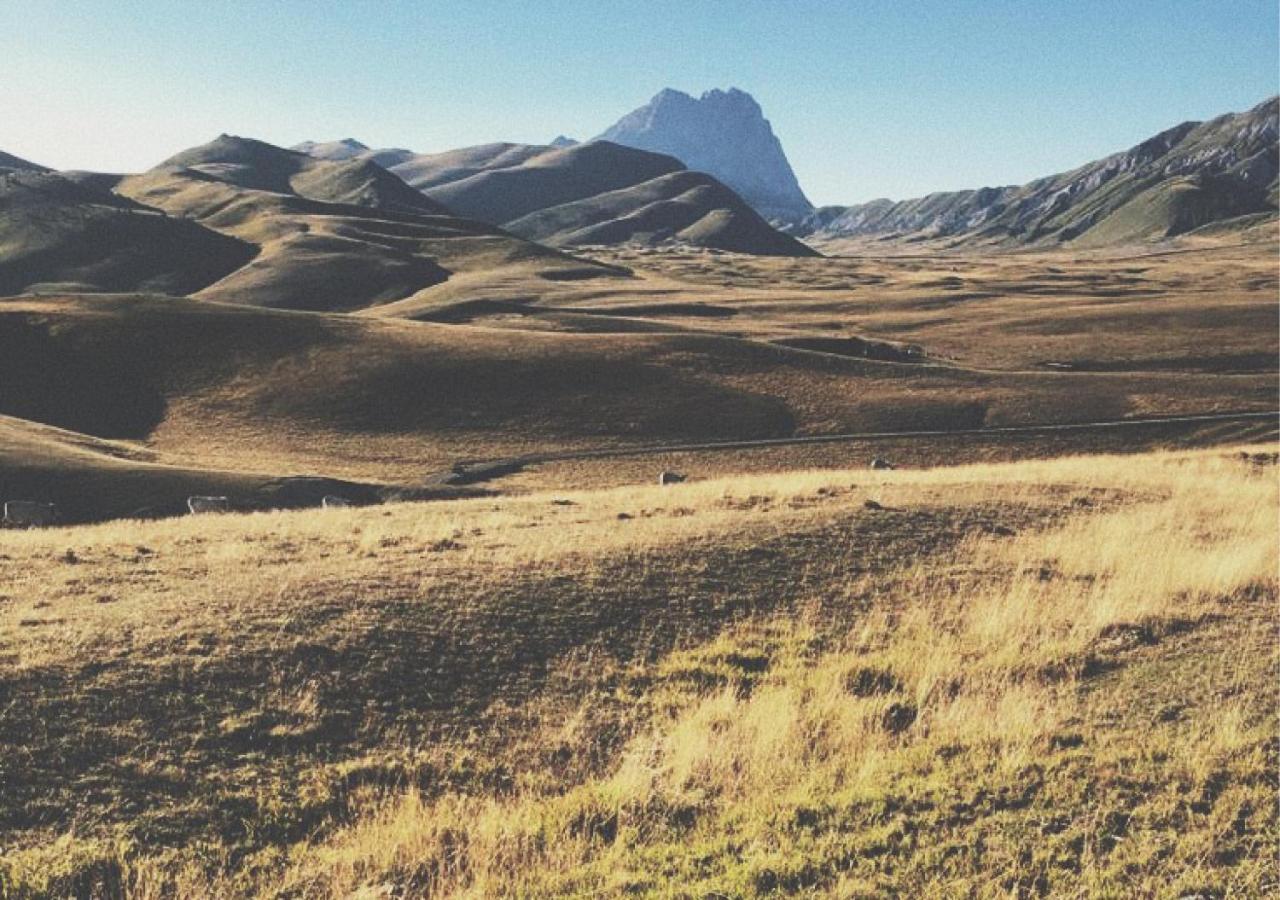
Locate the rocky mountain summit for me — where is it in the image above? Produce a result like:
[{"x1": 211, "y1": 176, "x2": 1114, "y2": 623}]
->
[
  {"x1": 802, "y1": 96, "x2": 1279, "y2": 247},
  {"x1": 289, "y1": 138, "x2": 371, "y2": 161},
  {"x1": 597, "y1": 88, "x2": 813, "y2": 224}
]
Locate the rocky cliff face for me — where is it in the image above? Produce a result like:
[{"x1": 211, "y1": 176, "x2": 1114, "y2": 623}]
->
[
  {"x1": 803, "y1": 97, "x2": 1279, "y2": 247},
  {"x1": 597, "y1": 88, "x2": 813, "y2": 224}
]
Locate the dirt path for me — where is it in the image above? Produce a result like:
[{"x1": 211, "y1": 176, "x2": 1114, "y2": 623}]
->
[{"x1": 439, "y1": 409, "x2": 1278, "y2": 484}]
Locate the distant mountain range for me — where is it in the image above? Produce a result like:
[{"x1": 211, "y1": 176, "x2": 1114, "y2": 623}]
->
[
  {"x1": 596, "y1": 88, "x2": 814, "y2": 224},
  {"x1": 290, "y1": 87, "x2": 819, "y2": 244},
  {"x1": 283, "y1": 90, "x2": 1280, "y2": 252},
  {"x1": 293, "y1": 137, "x2": 816, "y2": 257},
  {"x1": 800, "y1": 96, "x2": 1279, "y2": 247},
  {"x1": 1, "y1": 90, "x2": 1275, "y2": 303},
  {"x1": 344, "y1": 88, "x2": 1274, "y2": 248}
]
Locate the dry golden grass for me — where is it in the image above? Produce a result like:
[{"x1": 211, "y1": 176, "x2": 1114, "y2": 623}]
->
[
  {"x1": 238, "y1": 448, "x2": 1277, "y2": 898},
  {"x1": 1, "y1": 444, "x2": 1275, "y2": 897},
  {"x1": 3, "y1": 239, "x2": 1275, "y2": 501},
  {"x1": 485, "y1": 239, "x2": 1279, "y2": 373}
]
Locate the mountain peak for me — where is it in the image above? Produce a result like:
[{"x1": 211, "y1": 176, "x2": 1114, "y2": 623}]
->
[
  {"x1": 650, "y1": 87, "x2": 691, "y2": 104},
  {"x1": 160, "y1": 134, "x2": 294, "y2": 170},
  {"x1": 291, "y1": 138, "x2": 372, "y2": 161},
  {"x1": 597, "y1": 87, "x2": 811, "y2": 223},
  {"x1": 699, "y1": 87, "x2": 761, "y2": 112}
]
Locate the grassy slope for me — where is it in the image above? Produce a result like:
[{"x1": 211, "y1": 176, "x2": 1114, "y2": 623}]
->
[
  {"x1": 0, "y1": 151, "x2": 49, "y2": 173},
  {"x1": 0, "y1": 293, "x2": 798, "y2": 480},
  {"x1": 546, "y1": 240, "x2": 1279, "y2": 374},
  {"x1": 0, "y1": 416, "x2": 264, "y2": 522},
  {"x1": 386, "y1": 140, "x2": 814, "y2": 257},
  {"x1": 0, "y1": 416, "x2": 478, "y2": 524},
  {"x1": 1, "y1": 289, "x2": 1273, "y2": 490},
  {"x1": 503, "y1": 170, "x2": 817, "y2": 257},
  {"x1": 0, "y1": 172, "x2": 255, "y2": 296},
  {"x1": 0, "y1": 446, "x2": 1274, "y2": 897},
  {"x1": 112, "y1": 137, "x2": 624, "y2": 313},
  {"x1": 503, "y1": 415, "x2": 1280, "y2": 492},
  {"x1": 419, "y1": 141, "x2": 684, "y2": 224}
]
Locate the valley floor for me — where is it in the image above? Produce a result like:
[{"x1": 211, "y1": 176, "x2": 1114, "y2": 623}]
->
[
  {"x1": 1, "y1": 445, "x2": 1275, "y2": 897},
  {"x1": 3, "y1": 239, "x2": 1276, "y2": 524}
]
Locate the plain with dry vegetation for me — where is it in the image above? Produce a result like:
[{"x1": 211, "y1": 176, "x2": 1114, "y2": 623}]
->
[{"x1": 0, "y1": 447, "x2": 1275, "y2": 897}]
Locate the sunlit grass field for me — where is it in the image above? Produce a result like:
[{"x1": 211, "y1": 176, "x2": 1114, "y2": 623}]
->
[{"x1": 1, "y1": 446, "x2": 1276, "y2": 897}]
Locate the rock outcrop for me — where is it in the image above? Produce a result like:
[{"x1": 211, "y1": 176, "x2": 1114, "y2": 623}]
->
[{"x1": 597, "y1": 87, "x2": 813, "y2": 224}]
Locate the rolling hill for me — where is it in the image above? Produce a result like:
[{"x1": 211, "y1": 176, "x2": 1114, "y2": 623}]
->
[
  {"x1": 418, "y1": 141, "x2": 684, "y2": 223},
  {"x1": 152, "y1": 133, "x2": 454, "y2": 215},
  {"x1": 0, "y1": 170, "x2": 255, "y2": 295},
  {"x1": 1, "y1": 286, "x2": 1272, "y2": 491},
  {"x1": 0, "y1": 414, "x2": 335, "y2": 524},
  {"x1": 101, "y1": 135, "x2": 625, "y2": 311},
  {"x1": 295, "y1": 138, "x2": 817, "y2": 257},
  {"x1": 0, "y1": 408, "x2": 482, "y2": 525},
  {"x1": 0, "y1": 292, "x2": 799, "y2": 479},
  {"x1": 505, "y1": 169, "x2": 818, "y2": 255},
  {"x1": 803, "y1": 96, "x2": 1279, "y2": 248}
]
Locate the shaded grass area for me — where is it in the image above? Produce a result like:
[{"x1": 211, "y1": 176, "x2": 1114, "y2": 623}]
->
[{"x1": 0, "y1": 416, "x2": 478, "y2": 524}]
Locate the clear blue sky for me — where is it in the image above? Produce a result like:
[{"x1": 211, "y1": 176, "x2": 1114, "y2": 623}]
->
[{"x1": 2, "y1": 0, "x2": 1276, "y2": 204}]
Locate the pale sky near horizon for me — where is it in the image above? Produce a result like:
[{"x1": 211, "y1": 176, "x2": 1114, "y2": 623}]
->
[{"x1": 2, "y1": 0, "x2": 1276, "y2": 205}]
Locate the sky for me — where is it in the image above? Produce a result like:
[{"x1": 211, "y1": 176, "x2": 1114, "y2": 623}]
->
[{"x1": 2, "y1": 0, "x2": 1276, "y2": 205}]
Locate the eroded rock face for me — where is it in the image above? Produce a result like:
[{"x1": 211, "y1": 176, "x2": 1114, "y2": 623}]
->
[{"x1": 597, "y1": 87, "x2": 814, "y2": 224}]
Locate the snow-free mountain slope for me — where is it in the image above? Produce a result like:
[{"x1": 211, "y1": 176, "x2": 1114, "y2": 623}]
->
[
  {"x1": 803, "y1": 96, "x2": 1279, "y2": 248},
  {"x1": 297, "y1": 137, "x2": 815, "y2": 256},
  {"x1": 0, "y1": 150, "x2": 49, "y2": 174},
  {"x1": 289, "y1": 138, "x2": 372, "y2": 161},
  {"x1": 0, "y1": 170, "x2": 254, "y2": 295}
]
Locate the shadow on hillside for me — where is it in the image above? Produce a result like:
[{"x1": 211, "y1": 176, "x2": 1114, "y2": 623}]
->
[{"x1": 0, "y1": 320, "x2": 169, "y2": 437}]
